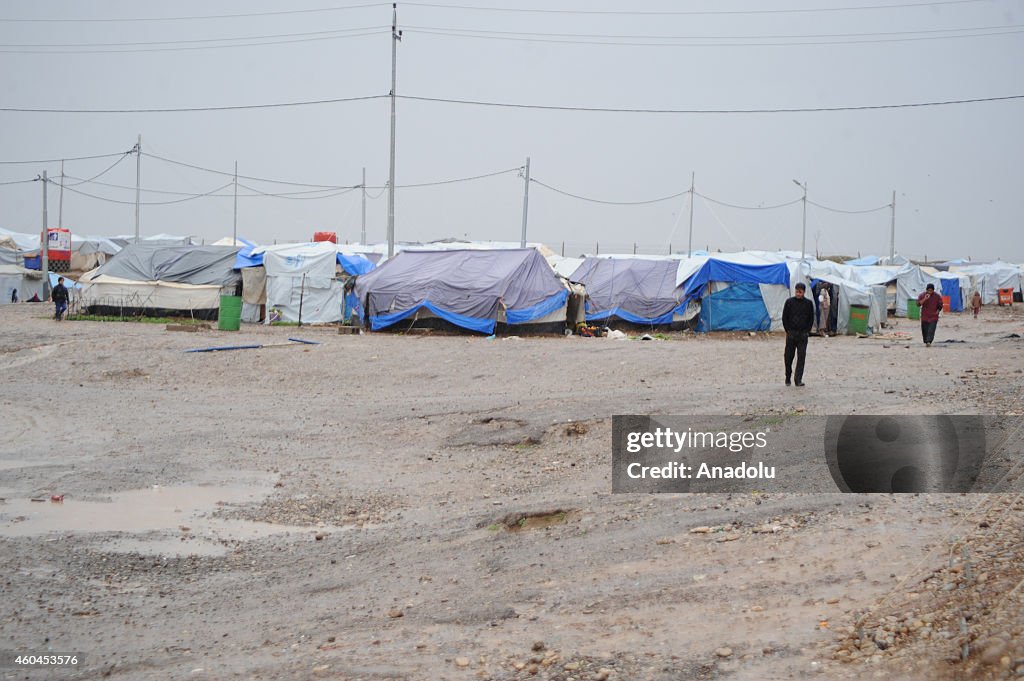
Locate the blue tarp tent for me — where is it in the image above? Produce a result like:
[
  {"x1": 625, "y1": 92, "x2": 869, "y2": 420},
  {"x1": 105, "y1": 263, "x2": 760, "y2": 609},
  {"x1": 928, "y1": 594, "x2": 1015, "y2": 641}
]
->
[
  {"x1": 697, "y1": 281, "x2": 772, "y2": 332},
  {"x1": 354, "y1": 249, "x2": 568, "y2": 334},
  {"x1": 679, "y1": 258, "x2": 791, "y2": 332}
]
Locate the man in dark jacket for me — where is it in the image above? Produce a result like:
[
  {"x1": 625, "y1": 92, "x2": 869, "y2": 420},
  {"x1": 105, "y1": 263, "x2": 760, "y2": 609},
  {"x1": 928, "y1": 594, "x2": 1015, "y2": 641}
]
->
[
  {"x1": 51, "y1": 277, "x2": 69, "y2": 321},
  {"x1": 917, "y1": 283, "x2": 943, "y2": 346},
  {"x1": 782, "y1": 282, "x2": 815, "y2": 386}
]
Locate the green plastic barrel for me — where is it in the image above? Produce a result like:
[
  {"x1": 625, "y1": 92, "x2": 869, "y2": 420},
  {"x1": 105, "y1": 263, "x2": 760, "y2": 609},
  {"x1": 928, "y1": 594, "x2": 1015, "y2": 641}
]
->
[
  {"x1": 848, "y1": 304, "x2": 869, "y2": 335},
  {"x1": 907, "y1": 298, "x2": 920, "y2": 320},
  {"x1": 218, "y1": 295, "x2": 242, "y2": 331}
]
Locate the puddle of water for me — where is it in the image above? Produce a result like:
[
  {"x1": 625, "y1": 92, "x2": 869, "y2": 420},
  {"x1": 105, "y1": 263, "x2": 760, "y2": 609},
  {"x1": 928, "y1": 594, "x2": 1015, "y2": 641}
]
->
[{"x1": 0, "y1": 484, "x2": 336, "y2": 557}]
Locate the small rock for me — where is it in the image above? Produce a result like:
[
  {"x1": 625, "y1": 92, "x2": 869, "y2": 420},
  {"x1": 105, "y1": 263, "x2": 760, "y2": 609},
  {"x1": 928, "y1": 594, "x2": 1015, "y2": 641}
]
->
[
  {"x1": 532, "y1": 641, "x2": 546, "y2": 652},
  {"x1": 715, "y1": 647, "x2": 733, "y2": 658},
  {"x1": 979, "y1": 639, "x2": 1008, "y2": 666},
  {"x1": 564, "y1": 661, "x2": 580, "y2": 670},
  {"x1": 387, "y1": 608, "x2": 404, "y2": 618},
  {"x1": 455, "y1": 656, "x2": 470, "y2": 667},
  {"x1": 690, "y1": 526, "x2": 712, "y2": 534}
]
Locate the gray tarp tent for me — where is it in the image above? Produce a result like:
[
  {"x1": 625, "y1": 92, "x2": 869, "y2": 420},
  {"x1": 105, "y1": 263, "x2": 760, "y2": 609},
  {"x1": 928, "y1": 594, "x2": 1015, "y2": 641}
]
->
[
  {"x1": 569, "y1": 257, "x2": 687, "y2": 325},
  {"x1": 354, "y1": 248, "x2": 568, "y2": 334},
  {"x1": 89, "y1": 243, "x2": 240, "y2": 287},
  {"x1": 79, "y1": 244, "x2": 240, "y2": 318}
]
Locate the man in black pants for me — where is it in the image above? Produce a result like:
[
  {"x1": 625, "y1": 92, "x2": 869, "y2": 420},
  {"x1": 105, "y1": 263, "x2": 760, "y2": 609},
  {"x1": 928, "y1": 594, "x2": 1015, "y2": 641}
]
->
[{"x1": 782, "y1": 282, "x2": 815, "y2": 386}]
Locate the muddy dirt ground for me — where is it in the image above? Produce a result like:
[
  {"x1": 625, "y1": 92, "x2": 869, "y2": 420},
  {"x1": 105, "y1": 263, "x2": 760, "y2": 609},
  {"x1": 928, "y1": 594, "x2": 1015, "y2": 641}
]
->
[{"x1": 1, "y1": 303, "x2": 1022, "y2": 680}]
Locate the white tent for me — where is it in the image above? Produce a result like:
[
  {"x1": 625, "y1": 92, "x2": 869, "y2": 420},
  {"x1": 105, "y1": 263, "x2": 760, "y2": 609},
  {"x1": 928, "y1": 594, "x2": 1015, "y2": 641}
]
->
[
  {"x1": 261, "y1": 242, "x2": 343, "y2": 324},
  {"x1": 949, "y1": 262, "x2": 1023, "y2": 305},
  {"x1": 0, "y1": 265, "x2": 44, "y2": 304}
]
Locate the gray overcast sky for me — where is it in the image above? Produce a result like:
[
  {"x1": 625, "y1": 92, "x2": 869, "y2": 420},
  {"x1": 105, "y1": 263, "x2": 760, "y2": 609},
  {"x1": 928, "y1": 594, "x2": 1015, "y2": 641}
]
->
[{"x1": 1, "y1": 0, "x2": 1022, "y2": 261}]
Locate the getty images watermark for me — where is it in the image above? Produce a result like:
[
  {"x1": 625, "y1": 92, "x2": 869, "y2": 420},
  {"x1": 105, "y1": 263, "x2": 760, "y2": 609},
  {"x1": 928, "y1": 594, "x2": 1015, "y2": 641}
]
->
[{"x1": 612, "y1": 415, "x2": 1002, "y2": 493}]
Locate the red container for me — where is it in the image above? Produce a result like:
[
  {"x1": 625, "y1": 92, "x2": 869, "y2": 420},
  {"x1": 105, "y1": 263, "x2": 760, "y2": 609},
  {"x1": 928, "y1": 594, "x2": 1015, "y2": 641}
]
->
[
  {"x1": 998, "y1": 288, "x2": 1013, "y2": 306},
  {"x1": 941, "y1": 295, "x2": 951, "y2": 311},
  {"x1": 313, "y1": 231, "x2": 337, "y2": 244}
]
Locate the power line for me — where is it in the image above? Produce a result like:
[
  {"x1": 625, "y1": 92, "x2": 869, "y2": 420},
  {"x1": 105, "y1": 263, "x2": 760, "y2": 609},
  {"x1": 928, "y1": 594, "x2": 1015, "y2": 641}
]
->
[
  {"x1": 0, "y1": 26, "x2": 389, "y2": 49},
  {"x1": 405, "y1": 25, "x2": 1024, "y2": 47},
  {"x1": 398, "y1": 93, "x2": 1024, "y2": 114},
  {"x1": 0, "y1": 94, "x2": 388, "y2": 114},
  {"x1": 404, "y1": 22, "x2": 1024, "y2": 43},
  {"x1": 6, "y1": 90, "x2": 1022, "y2": 116},
  {"x1": 695, "y1": 191, "x2": 803, "y2": 210},
  {"x1": 808, "y1": 199, "x2": 892, "y2": 214},
  {"x1": 402, "y1": 0, "x2": 990, "y2": 16},
  {"x1": 145, "y1": 150, "x2": 521, "y2": 190},
  {"x1": 60, "y1": 175, "x2": 225, "y2": 196},
  {"x1": 53, "y1": 180, "x2": 234, "y2": 205},
  {"x1": 0, "y1": 178, "x2": 36, "y2": 186},
  {"x1": 143, "y1": 151, "x2": 354, "y2": 188},
  {"x1": 236, "y1": 182, "x2": 362, "y2": 199},
  {"x1": 0, "y1": 151, "x2": 133, "y2": 165},
  {"x1": 531, "y1": 178, "x2": 690, "y2": 205},
  {"x1": 60, "y1": 152, "x2": 135, "y2": 187},
  {"x1": 0, "y1": 3, "x2": 389, "y2": 23},
  {"x1": 0, "y1": 29, "x2": 389, "y2": 55},
  {"x1": 386, "y1": 166, "x2": 522, "y2": 189}
]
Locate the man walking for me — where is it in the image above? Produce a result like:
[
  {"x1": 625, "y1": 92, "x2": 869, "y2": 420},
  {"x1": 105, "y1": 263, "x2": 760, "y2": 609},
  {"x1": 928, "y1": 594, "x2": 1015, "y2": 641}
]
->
[
  {"x1": 782, "y1": 282, "x2": 815, "y2": 386},
  {"x1": 917, "y1": 283, "x2": 943, "y2": 346},
  {"x1": 51, "y1": 276, "x2": 69, "y2": 321}
]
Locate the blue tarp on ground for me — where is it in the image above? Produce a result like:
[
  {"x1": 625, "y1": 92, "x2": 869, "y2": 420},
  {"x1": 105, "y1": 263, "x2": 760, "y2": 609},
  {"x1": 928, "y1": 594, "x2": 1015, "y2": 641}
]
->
[
  {"x1": 682, "y1": 259, "x2": 790, "y2": 304},
  {"x1": 696, "y1": 281, "x2": 771, "y2": 332},
  {"x1": 940, "y1": 277, "x2": 963, "y2": 312},
  {"x1": 354, "y1": 248, "x2": 567, "y2": 334}
]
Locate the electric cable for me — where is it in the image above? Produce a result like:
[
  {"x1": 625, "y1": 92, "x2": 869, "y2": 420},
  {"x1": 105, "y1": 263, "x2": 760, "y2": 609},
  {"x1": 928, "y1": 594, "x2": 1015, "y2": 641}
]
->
[
  {"x1": 531, "y1": 178, "x2": 690, "y2": 205},
  {"x1": 398, "y1": 93, "x2": 1024, "y2": 114}
]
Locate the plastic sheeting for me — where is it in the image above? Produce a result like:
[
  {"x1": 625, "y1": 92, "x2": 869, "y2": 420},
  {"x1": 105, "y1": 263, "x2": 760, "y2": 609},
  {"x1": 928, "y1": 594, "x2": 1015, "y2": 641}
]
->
[
  {"x1": 91, "y1": 243, "x2": 241, "y2": 287},
  {"x1": 834, "y1": 283, "x2": 887, "y2": 335},
  {"x1": 0, "y1": 265, "x2": 43, "y2": 304},
  {"x1": 570, "y1": 257, "x2": 685, "y2": 324},
  {"x1": 950, "y1": 262, "x2": 1023, "y2": 305},
  {"x1": 354, "y1": 248, "x2": 567, "y2": 334},
  {"x1": 241, "y1": 267, "x2": 267, "y2": 305},
  {"x1": 682, "y1": 259, "x2": 790, "y2": 303},
  {"x1": 79, "y1": 275, "x2": 223, "y2": 311},
  {"x1": 263, "y1": 242, "x2": 343, "y2": 324},
  {"x1": 697, "y1": 282, "x2": 772, "y2": 332}
]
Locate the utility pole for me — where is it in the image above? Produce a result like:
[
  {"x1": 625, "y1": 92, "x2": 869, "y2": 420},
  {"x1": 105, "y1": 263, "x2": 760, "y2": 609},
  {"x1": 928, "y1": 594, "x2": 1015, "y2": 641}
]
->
[
  {"x1": 134, "y1": 134, "x2": 142, "y2": 243},
  {"x1": 233, "y1": 161, "x2": 238, "y2": 246},
  {"x1": 387, "y1": 3, "x2": 401, "y2": 258},
  {"x1": 41, "y1": 171, "x2": 50, "y2": 299},
  {"x1": 687, "y1": 171, "x2": 695, "y2": 257},
  {"x1": 58, "y1": 159, "x2": 65, "y2": 230},
  {"x1": 889, "y1": 190, "x2": 896, "y2": 261},
  {"x1": 520, "y1": 157, "x2": 531, "y2": 248},
  {"x1": 793, "y1": 179, "x2": 807, "y2": 262},
  {"x1": 361, "y1": 167, "x2": 367, "y2": 245}
]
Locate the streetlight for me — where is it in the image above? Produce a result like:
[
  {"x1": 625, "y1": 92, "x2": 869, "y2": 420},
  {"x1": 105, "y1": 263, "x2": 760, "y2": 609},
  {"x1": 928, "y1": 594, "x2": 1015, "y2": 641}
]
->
[{"x1": 792, "y1": 179, "x2": 807, "y2": 263}]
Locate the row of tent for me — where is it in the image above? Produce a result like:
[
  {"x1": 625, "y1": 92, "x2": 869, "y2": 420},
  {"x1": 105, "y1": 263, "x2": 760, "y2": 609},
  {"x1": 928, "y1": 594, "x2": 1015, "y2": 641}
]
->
[{"x1": 1, "y1": 227, "x2": 1021, "y2": 335}]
